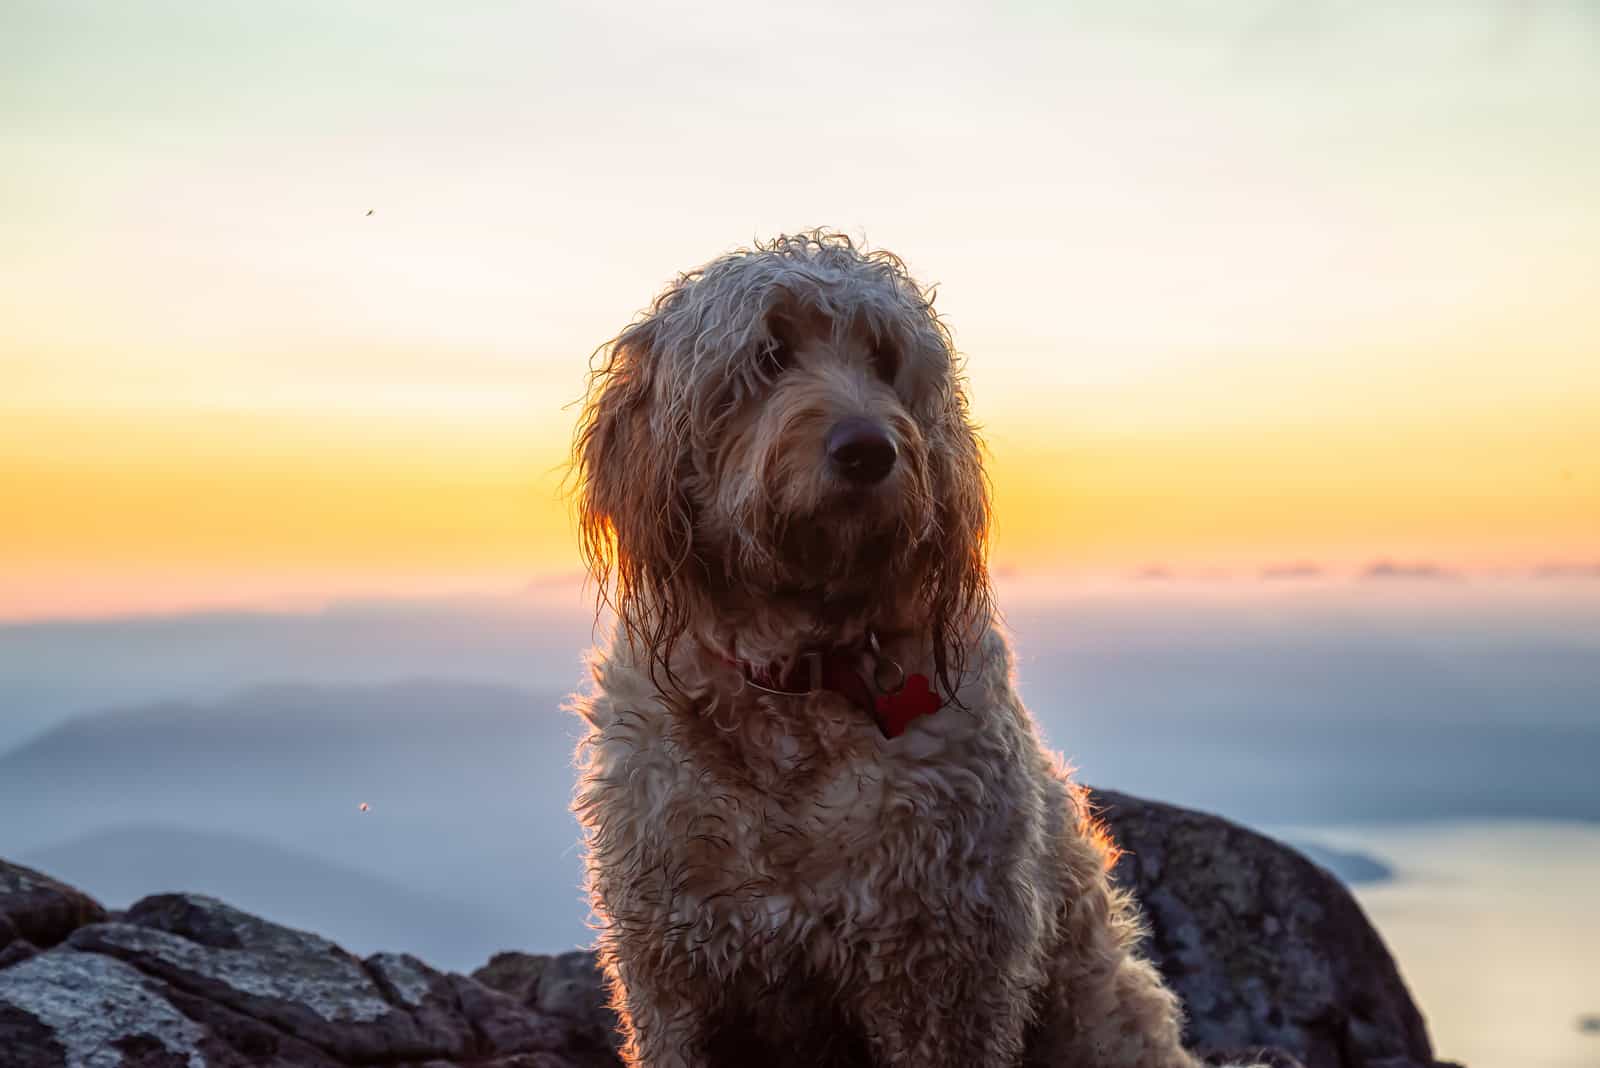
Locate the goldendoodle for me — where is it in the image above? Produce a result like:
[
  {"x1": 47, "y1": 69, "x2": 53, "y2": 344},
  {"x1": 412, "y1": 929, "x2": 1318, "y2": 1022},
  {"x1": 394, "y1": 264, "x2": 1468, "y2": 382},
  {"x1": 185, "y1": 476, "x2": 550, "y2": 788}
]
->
[{"x1": 570, "y1": 231, "x2": 1245, "y2": 1068}]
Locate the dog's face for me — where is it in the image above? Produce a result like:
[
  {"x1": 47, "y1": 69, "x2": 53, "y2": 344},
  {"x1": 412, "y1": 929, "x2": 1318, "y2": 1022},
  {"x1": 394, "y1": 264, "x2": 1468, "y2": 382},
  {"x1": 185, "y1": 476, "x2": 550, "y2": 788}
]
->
[
  {"x1": 701, "y1": 301, "x2": 944, "y2": 591},
  {"x1": 573, "y1": 233, "x2": 990, "y2": 678}
]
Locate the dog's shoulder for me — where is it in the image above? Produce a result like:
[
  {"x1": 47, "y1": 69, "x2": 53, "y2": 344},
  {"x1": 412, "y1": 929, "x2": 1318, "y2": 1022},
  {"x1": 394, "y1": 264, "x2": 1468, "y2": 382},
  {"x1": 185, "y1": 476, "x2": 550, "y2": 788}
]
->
[{"x1": 572, "y1": 644, "x2": 659, "y2": 729}]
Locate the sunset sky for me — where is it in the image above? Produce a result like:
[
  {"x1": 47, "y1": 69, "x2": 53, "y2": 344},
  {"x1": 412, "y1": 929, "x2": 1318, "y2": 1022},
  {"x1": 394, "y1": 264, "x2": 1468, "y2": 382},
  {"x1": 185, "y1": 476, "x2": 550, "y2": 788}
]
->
[{"x1": 4, "y1": 2, "x2": 1597, "y2": 619}]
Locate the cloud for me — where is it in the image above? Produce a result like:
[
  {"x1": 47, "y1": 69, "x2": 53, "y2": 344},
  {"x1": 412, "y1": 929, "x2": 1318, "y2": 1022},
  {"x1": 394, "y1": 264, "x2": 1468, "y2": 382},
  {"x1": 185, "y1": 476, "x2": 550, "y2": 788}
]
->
[
  {"x1": 1531, "y1": 562, "x2": 1600, "y2": 579},
  {"x1": 1259, "y1": 562, "x2": 1325, "y2": 580},
  {"x1": 1360, "y1": 559, "x2": 1463, "y2": 581}
]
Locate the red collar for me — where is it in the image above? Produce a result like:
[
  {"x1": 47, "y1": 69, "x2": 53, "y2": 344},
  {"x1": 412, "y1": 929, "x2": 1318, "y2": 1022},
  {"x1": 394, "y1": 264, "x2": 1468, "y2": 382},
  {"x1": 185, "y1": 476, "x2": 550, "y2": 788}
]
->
[{"x1": 729, "y1": 644, "x2": 944, "y2": 739}]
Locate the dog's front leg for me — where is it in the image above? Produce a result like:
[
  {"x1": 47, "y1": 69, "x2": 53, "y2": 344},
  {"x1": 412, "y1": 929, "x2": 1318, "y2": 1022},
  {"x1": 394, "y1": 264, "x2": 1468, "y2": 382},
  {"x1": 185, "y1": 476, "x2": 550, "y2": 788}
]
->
[
  {"x1": 854, "y1": 968, "x2": 1033, "y2": 1068},
  {"x1": 609, "y1": 956, "x2": 716, "y2": 1068}
]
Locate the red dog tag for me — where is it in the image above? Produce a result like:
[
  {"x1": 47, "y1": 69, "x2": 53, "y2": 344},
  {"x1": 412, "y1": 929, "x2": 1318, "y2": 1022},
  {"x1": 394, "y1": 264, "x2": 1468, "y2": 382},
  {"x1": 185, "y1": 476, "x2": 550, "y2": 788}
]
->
[{"x1": 875, "y1": 674, "x2": 942, "y2": 738}]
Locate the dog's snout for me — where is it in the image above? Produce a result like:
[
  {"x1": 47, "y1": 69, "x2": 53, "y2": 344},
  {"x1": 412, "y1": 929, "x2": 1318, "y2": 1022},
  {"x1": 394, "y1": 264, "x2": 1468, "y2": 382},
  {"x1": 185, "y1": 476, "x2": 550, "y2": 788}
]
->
[{"x1": 827, "y1": 418, "x2": 897, "y2": 484}]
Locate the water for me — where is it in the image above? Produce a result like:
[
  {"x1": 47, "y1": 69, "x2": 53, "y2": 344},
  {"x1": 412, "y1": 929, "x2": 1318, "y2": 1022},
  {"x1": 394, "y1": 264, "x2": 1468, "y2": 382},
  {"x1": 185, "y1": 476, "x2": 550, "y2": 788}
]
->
[{"x1": 1291, "y1": 822, "x2": 1600, "y2": 1068}]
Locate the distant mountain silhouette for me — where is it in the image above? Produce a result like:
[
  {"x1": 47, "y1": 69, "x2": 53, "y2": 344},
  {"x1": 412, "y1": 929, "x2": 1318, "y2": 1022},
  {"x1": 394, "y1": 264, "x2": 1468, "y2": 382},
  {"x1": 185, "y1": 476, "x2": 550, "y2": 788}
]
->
[
  {"x1": 0, "y1": 678, "x2": 570, "y2": 785},
  {"x1": 0, "y1": 680, "x2": 594, "y2": 967},
  {"x1": 1286, "y1": 840, "x2": 1394, "y2": 885},
  {"x1": 0, "y1": 594, "x2": 596, "y2": 751},
  {"x1": 21, "y1": 823, "x2": 520, "y2": 967}
]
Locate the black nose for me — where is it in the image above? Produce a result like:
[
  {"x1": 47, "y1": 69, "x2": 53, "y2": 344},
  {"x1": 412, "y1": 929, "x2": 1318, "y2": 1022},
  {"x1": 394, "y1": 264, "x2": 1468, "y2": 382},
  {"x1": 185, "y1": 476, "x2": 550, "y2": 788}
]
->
[{"x1": 827, "y1": 418, "x2": 897, "y2": 484}]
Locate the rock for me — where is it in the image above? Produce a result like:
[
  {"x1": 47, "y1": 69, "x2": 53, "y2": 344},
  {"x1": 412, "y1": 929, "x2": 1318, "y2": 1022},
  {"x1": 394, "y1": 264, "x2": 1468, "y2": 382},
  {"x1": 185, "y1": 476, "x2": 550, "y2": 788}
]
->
[
  {"x1": 0, "y1": 789, "x2": 1455, "y2": 1067},
  {"x1": 473, "y1": 950, "x2": 551, "y2": 1004},
  {"x1": 0, "y1": 858, "x2": 106, "y2": 955},
  {"x1": 1091, "y1": 790, "x2": 1435, "y2": 1068},
  {"x1": 0, "y1": 949, "x2": 265, "y2": 1068},
  {"x1": 0, "y1": 862, "x2": 617, "y2": 1067},
  {"x1": 473, "y1": 950, "x2": 619, "y2": 1066},
  {"x1": 0, "y1": 937, "x2": 42, "y2": 970}
]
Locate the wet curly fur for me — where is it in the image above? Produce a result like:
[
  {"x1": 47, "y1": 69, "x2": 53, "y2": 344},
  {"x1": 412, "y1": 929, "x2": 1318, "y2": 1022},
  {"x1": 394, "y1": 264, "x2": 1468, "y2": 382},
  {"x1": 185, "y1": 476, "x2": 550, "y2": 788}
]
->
[{"x1": 569, "y1": 232, "x2": 1249, "y2": 1068}]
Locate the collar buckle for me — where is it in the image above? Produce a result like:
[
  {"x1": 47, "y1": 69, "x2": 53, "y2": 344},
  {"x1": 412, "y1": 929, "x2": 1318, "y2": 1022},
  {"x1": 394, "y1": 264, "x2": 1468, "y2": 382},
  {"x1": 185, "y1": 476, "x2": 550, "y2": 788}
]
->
[{"x1": 744, "y1": 650, "x2": 825, "y2": 697}]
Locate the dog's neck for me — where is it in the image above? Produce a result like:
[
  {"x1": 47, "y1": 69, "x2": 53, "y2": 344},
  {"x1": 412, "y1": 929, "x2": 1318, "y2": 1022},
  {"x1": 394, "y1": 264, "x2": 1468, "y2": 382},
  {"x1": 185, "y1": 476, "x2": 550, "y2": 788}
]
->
[
  {"x1": 692, "y1": 585, "x2": 924, "y2": 669},
  {"x1": 718, "y1": 626, "x2": 944, "y2": 739}
]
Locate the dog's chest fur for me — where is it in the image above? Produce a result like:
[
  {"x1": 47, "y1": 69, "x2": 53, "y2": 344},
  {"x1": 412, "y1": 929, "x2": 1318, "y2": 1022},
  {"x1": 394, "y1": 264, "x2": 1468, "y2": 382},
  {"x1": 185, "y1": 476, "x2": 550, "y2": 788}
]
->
[{"x1": 577, "y1": 638, "x2": 1040, "y2": 985}]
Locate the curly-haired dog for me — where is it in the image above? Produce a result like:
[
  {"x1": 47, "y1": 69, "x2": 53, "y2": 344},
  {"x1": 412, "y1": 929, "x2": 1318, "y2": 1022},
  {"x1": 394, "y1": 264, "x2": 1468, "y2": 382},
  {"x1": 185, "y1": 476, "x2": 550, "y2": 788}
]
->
[{"x1": 570, "y1": 232, "x2": 1247, "y2": 1068}]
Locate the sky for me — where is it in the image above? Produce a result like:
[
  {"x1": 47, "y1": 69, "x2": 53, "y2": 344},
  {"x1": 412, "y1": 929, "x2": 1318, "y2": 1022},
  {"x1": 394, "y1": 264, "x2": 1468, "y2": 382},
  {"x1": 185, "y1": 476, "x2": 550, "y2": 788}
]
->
[{"x1": 3, "y1": 1, "x2": 1598, "y2": 619}]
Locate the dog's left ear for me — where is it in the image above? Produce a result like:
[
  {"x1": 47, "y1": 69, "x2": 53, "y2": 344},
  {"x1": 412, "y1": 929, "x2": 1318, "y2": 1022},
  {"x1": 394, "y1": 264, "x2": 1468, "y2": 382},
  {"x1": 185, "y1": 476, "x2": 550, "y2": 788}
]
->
[
  {"x1": 923, "y1": 387, "x2": 994, "y2": 691},
  {"x1": 572, "y1": 318, "x2": 698, "y2": 668}
]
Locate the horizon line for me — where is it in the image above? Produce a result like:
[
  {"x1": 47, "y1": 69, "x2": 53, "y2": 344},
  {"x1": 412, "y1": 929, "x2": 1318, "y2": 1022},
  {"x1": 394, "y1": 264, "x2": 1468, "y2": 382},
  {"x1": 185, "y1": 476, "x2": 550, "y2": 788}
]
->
[{"x1": 5, "y1": 559, "x2": 1600, "y2": 627}]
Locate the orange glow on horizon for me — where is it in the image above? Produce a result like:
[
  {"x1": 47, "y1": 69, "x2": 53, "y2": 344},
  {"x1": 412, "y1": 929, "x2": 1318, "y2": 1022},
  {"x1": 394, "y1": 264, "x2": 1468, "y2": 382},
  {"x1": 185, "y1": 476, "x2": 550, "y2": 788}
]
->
[{"x1": 4, "y1": 378, "x2": 1595, "y2": 621}]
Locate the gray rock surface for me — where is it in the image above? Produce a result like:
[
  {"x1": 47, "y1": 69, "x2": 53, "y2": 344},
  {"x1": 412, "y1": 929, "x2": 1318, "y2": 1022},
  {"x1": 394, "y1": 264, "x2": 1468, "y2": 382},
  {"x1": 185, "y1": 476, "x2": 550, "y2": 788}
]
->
[
  {"x1": 0, "y1": 878, "x2": 615, "y2": 1067},
  {"x1": 0, "y1": 859, "x2": 106, "y2": 962},
  {"x1": 1092, "y1": 790, "x2": 1442, "y2": 1068},
  {"x1": 0, "y1": 791, "x2": 1456, "y2": 1067}
]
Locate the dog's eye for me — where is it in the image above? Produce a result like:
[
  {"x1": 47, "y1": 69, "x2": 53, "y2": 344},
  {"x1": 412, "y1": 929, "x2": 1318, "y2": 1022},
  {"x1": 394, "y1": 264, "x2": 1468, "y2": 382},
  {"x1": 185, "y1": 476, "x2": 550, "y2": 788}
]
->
[
  {"x1": 758, "y1": 338, "x2": 793, "y2": 377},
  {"x1": 870, "y1": 344, "x2": 900, "y2": 384}
]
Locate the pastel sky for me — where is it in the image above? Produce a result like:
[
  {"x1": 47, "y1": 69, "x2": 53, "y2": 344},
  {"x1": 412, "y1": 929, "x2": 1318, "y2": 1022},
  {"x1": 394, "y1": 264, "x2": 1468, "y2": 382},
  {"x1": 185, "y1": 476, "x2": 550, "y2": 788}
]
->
[{"x1": 3, "y1": 2, "x2": 1597, "y2": 619}]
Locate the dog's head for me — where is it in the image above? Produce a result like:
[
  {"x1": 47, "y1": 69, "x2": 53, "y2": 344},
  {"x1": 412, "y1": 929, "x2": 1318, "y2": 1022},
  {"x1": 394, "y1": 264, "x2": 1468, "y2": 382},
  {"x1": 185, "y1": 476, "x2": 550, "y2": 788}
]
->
[{"x1": 573, "y1": 231, "x2": 990, "y2": 686}]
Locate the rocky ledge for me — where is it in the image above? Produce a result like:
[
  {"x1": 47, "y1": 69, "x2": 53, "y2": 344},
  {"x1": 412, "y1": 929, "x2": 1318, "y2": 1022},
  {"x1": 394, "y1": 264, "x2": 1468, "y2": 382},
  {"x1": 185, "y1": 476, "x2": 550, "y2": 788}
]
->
[{"x1": 1, "y1": 790, "x2": 1455, "y2": 1067}]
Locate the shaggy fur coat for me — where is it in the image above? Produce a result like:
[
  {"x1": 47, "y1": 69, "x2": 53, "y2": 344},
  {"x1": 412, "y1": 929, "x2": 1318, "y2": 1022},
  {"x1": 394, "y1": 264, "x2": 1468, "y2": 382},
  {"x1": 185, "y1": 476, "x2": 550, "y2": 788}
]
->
[
  {"x1": 574, "y1": 623, "x2": 1199, "y2": 1068},
  {"x1": 569, "y1": 231, "x2": 1250, "y2": 1068}
]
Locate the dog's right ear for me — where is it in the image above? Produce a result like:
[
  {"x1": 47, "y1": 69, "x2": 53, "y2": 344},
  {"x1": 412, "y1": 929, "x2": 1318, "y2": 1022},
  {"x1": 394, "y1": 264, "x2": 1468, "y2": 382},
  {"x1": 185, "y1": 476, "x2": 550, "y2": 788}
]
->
[{"x1": 572, "y1": 318, "x2": 697, "y2": 666}]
